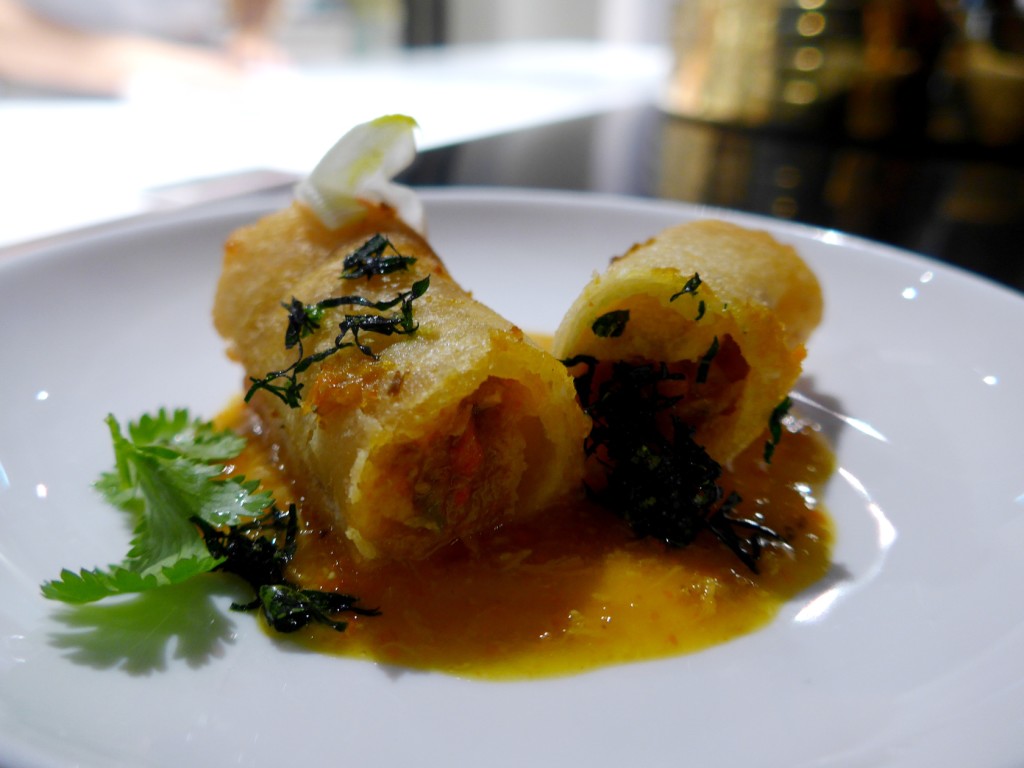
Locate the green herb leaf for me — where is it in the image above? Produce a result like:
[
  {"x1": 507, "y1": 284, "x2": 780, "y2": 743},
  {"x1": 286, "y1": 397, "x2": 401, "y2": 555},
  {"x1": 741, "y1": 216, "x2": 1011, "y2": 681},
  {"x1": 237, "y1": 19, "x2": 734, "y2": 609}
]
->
[
  {"x1": 42, "y1": 410, "x2": 268, "y2": 604},
  {"x1": 696, "y1": 336, "x2": 720, "y2": 384},
  {"x1": 41, "y1": 559, "x2": 216, "y2": 604},
  {"x1": 43, "y1": 410, "x2": 377, "y2": 633},
  {"x1": 669, "y1": 273, "x2": 702, "y2": 301},
  {"x1": 592, "y1": 310, "x2": 630, "y2": 338},
  {"x1": 670, "y1": 273, "x2": 707, "y2": 320},
  {"x1": 340, "y1": 234, "x2": 417, "y2": 279},
  {"x1": 763, "y1": 396, "x2": 792, "y2": 464},
  {"x1": 194, "y1": 504, "x2": 378, "y2": 633},
  {"x1": 564, "y1": 358, "x2": 783, "y2": 571},
  {"x1": 254, "y1": 583, "x2": 379, "y2": 633},
  {"x1": 246, "y1": 249, "x2": 430, "y2": 408},
  {"x1": 282, "y1": 298, "x2": 325, "y2": 349}
]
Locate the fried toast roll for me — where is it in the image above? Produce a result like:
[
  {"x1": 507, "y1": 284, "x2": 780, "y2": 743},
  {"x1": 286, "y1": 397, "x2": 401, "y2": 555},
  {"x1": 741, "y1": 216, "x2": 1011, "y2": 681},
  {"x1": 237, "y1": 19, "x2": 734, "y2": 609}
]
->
[
  {"x1": 552, "y1": 219, "x2": 822, "y2": 464},
  {"x1": 215, "y1": 201, "x2": 588, "y2": 560}
]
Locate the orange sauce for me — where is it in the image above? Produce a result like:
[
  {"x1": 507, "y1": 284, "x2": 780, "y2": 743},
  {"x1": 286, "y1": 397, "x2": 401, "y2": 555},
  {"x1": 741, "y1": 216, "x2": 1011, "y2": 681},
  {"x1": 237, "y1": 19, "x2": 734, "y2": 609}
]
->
[{"x1": 219, "y1": 401, "x2": 833, "y2": 680}]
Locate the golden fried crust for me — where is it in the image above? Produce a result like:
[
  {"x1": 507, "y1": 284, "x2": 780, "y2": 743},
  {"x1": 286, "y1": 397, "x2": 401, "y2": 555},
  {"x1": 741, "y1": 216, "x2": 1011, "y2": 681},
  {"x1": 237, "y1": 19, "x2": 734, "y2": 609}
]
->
[
  {"x1": 552, "y1": 219, "x2": 822, "y2": 463},
  {"x1": 215, "y1": 202, "x2": 588, "y2": 560}
]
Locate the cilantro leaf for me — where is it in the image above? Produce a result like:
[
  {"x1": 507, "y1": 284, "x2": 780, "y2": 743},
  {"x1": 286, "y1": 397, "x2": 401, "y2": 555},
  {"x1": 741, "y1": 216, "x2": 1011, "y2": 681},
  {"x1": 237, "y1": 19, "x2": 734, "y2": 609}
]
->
[
  {"x1": 125, "y1": 408, "x2": 246, "y2": 462},
  {"x1": 41, "y1": 409, "x2": 270, "y2": 604},
  {"x1": 41, "y1": 560, "x2": 216, "y2": 604},
  {"x1": 43, "y1": 409, "x2": 378, "y2": 633}
]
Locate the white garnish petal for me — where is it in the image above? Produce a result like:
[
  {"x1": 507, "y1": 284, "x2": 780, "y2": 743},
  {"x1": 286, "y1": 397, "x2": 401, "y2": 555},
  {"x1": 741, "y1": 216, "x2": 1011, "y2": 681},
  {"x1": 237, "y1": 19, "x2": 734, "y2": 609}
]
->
[{"x1": 295, "y1": 114, "x2": 424, "y2": 232}]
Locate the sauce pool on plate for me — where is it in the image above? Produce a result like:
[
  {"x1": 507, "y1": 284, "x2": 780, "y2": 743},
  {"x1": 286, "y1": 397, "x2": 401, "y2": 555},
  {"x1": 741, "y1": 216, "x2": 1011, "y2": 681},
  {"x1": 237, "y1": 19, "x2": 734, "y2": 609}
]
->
[{"x1": 219, "y1": 397, "x2": 834, "y2": 680}]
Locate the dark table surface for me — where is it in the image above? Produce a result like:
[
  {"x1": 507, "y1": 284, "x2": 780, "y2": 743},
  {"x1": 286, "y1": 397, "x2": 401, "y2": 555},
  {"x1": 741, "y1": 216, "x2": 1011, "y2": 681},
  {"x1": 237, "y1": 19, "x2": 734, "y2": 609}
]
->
[{"x1": 401, "y1": 106, "x2": 1024, "y2": 295}]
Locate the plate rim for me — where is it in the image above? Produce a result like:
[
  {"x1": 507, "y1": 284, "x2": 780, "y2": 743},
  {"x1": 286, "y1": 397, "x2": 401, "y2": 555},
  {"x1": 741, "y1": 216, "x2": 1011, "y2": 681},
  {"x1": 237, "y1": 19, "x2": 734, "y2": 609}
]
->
[{"x1": 4, "y1": 185, "x2": 1022, "y2": 307}]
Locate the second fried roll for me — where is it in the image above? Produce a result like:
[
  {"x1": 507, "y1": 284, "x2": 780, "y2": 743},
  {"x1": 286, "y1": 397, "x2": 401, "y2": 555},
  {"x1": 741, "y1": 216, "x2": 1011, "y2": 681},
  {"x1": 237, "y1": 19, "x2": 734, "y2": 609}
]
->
[{"x1": 552, "y1": 219, "x2": 822, "y2": 464}]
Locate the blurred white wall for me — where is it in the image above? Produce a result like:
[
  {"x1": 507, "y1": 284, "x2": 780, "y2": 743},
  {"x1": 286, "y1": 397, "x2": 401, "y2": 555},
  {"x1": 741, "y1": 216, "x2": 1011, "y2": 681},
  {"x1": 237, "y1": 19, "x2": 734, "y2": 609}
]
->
[
  {"x1": 275, "y1": 0, "x2": 675, "y2": 60},
  {"x1": 278, "y1": 0, "x2": 404, "y2": 61},
  {"x1": 446, "y1": 0, "x2": 673, "y2": 45}
]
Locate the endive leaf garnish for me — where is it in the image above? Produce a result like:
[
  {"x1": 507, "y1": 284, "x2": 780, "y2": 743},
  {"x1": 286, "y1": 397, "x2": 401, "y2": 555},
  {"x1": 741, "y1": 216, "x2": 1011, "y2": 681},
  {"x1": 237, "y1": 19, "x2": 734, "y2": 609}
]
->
[{"x1": 295, "y1": 114, "x2": 423, "y2": 232}]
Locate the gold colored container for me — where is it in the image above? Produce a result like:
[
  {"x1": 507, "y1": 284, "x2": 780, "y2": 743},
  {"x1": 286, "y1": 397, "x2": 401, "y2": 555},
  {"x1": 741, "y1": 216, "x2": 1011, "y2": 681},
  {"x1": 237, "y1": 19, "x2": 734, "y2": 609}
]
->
[
  {"x1": 660, "y1": 0, "x2": 1024, "y2": 289},
  {"x1": 664, "y1": 0, "x2": 960, "y2": 140}
]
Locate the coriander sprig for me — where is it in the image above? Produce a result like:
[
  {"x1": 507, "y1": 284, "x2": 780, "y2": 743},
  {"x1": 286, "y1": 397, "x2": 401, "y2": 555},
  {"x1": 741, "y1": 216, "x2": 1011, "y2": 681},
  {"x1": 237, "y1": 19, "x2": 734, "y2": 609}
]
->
[{"x1": 42, "y1": 409, "x2": 375, "y2": 633}]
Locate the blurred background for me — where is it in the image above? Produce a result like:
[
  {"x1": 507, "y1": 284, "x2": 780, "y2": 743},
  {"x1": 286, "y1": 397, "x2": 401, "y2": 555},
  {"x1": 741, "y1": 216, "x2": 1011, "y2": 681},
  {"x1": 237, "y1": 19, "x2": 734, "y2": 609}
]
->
[{"x1": 1, "y1": 0, "x2": 1022, "y2": 291}]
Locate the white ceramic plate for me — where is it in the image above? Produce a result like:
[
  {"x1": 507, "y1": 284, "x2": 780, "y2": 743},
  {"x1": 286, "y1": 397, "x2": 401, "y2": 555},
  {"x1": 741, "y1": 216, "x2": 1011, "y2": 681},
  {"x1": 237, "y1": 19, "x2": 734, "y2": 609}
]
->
[{"x1": 1, "y1": 189, "x2": 1022, "y2": 768}]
